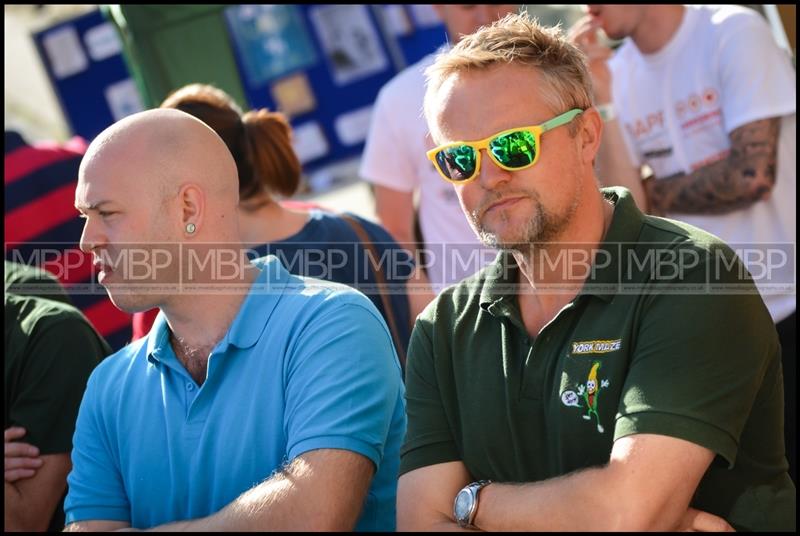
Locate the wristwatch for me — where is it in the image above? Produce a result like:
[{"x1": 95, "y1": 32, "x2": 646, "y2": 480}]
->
[{"x1": 453, "y1": 480, "x2": 492, "y2": 528}]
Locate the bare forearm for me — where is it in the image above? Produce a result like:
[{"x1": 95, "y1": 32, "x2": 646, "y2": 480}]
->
[
  {"x1": 646, "y1": 118, "x2": 779, "y2": 215},
  {"x1": 596, "y1": 118, "x2": 648, "y2": 211},
  {"x1": 149, "y1": 450, "x2": 371, "y2": 532},
  {"x1": 373, "y1": 186, "x2": 416, "y2": 246},
  {"x1": 407, "y1": 265, "x2": 435, "y2": 321},
  {"x1": 4, "y1": 482, "x2": 49, "y2": 531},
  {"x1": 474, "y1": 466, "x2": 687, "y2": 532}
]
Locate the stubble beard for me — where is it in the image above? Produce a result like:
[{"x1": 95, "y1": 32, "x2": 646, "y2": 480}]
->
[{"x1": 471, "y1": 189, "x2": 581, "y2": 254}]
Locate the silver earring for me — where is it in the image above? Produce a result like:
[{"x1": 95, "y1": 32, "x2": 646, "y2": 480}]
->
[{"x1": 186, "y1": 223, "x2": 196, "y2": 234}]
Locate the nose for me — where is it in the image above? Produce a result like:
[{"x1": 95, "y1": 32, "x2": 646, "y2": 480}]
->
[
  {"x1": 79, "y1": 215, "x2": 105, "y2": 254},
  {"x1": 476, "y1": 149, "x2": 513, "y2": 191}
]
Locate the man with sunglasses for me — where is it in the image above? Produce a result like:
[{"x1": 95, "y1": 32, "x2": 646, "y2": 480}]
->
[{"x1": 397, "y1": 13, "x2": 795, "y2": 532}]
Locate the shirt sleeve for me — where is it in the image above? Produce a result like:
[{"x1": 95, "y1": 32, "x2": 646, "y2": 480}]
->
[
  {"x1": 8, "y1": 315, "x2": 108, "y2": 454},
  {"x1": 399, "y1": 317, "x2": 461, "y2": 476},
  {"x1": 715, "y1": 10, "x2": 797, "y2": 133},
  {"x1": 64, "y1": 369, "x2": 131, "y2": 524},
  {"x1": 359, "y1": 83, "x2": 421, "y2": 193},
  {"x1": 284, "y1": 296, "x2": 405, "y2": 468},
  {"x1": 614, "y1": 244, "x2": 780, "y2": 467}
]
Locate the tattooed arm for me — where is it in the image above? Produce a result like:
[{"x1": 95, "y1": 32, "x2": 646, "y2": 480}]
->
[{"x1": 644, "y1": 118, "x2": 780, "y2": 216}]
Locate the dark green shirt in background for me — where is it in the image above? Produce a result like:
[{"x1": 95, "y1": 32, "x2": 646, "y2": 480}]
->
[
  {"x1": 401, "y1": 187, "x2": 795, "y2": 531},
  {"x1": 4, "y1": 292, "x2": 111, "y2": 531},
  {"x1": 4, "y1": 260, "x2": 72, "y2": 305}
]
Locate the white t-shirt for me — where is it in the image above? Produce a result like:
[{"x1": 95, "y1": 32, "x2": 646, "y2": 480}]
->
[
  {"x1": 610, "y1": 5, "x2": 796, "y2": 322},
  {"x1": 360, "y1": 51, "x2": 492, "y2": 293}
]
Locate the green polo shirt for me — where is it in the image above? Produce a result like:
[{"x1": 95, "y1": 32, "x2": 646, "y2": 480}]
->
[
  {"x1": 4, "y1": 260, "x2": 71, "y2": 305},
  {"x1": 401, "y1": 187, "x2": 795, "y2": 531},
  {"x1": 5, "y1": 293, "x2": 111, "y2": 531}
]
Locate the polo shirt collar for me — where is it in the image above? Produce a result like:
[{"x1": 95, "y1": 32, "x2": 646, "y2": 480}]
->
[
  {"x1": 479, "y1": 251, "x2": 519, "y2": 318},
  {"x1": 583, "y1": 187, "x2": 645, "y2": 302},
  {"x1": 478, "y1": 187, "x2": 644, "y2": 313},
  {"x1": 146, "y1": 255, "x2": 290, "y2": 363}
]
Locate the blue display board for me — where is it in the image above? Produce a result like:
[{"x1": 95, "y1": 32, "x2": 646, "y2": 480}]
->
[
  {"x1": 224, "y1": 4, "x2": 447, "y2": 180},
  {"x1": 33, "y1": 5, "x2": 448, "y2": 187},
  {"x1": 33, "y1": 9, "x2": 144, "y2": 142}
]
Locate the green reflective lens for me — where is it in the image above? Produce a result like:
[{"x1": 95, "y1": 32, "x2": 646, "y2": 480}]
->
[
  {"x1": 436, "y1": 145, "x2": 477, "y2": 181},
  {"x1": 490, "y1": 129, "x2": 537, "y2": 168}
]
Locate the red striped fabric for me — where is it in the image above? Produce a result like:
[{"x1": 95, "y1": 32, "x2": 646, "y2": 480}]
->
[
  {"x1": 4, "y1": 183, "x2": 80, "y2": 245},
  {"x1": 4, "y1": 137, "x2": 88, "y2": 185}
]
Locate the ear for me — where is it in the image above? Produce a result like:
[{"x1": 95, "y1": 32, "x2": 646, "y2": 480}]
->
[
  {"x1": 178, "y1": 184, "x2": 205, "y2": 236},
  {"x1": 577, "y1": 107, "x2": 603, "y2": 166}
]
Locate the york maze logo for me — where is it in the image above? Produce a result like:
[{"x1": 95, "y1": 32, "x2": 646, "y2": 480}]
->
[{"x1": 572, "y1": 339, "x2": 622, "y2": 355}]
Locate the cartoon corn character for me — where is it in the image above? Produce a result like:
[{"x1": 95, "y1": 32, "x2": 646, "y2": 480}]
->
[{"x1": 581, "y1": 361, "x2": 604, "y2": 433}]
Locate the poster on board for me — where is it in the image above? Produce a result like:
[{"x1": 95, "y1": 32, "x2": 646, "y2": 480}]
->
[
  {"x1": 309, "y1": 5, "x2": 389, "y2": 86},
  {"x1": 225, "y1": 5, "x2": 318, "y2": 86}
]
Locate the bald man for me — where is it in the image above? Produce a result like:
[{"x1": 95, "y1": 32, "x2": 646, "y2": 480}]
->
[{"x1": 62, "y1": 110, "x2": 406, "y2": 531}]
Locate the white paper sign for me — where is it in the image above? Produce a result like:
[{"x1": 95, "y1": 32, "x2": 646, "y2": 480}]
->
[
  {"x1": 292, "y1": 122, "x2": 329, "y2": 165},
  {"x1": 309, "y1": 5, "x2": 389, "y2": 86},
  {"x1": 43, "y1": 26, "x2": 89, "y2": 79},
  {"x1": 105, "y1": 79, "x2": 144, "y2": 121},
  {"x1": 334, "y1": 106, "x2": 374, "y2": 146},
  {"x1": 84, "y1": 23, "x2": 123, "y2": 62}
]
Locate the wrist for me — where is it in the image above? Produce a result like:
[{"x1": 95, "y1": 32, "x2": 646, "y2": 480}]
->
[
  {"x1": 471, "y1": 481, "x2": 492, "y2": 530},
  {"x1": 454, "y1": 480, "x2": 492, "y2": 529}
]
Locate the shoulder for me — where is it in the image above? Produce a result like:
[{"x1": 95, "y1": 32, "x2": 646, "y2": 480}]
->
[
  {"x1": 693, "y1": 5, "x2": 773, "y2": 48},
  {"x1": 416, "y1": 255, "x2": 500, "y2": 330},
  {"x1": 307, "y1": 211, "x2": 404, "y2": 247},
  {"x1": 6, "y1": 293, "x2": 95, "y2": 337},
  {"x1": 83, "y1": 337, "x2": 148, "y2": 396},
  {"x1": 703, "y1": 4, "x2": 767, "y2": 30},
  {"x1": 637, "y1": 214, "x2": 760, "y2": 290},
  {"x1": 275, "y1": 263, "x2": 385, "y2": 324},
  {"x1": 340, "y1": 212, "x2": 401, "y2": 245}
]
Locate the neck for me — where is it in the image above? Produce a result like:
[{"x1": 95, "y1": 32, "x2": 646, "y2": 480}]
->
[
  {"x1": 238, "y1": 199, "x2": 309, "y2": 246},
  {"x1": 162, "y1": 263, "x2": 259, "y2": 384},
  {"x1": 513, "y1": 191, "x2": 613, "y2": 293},
  {"x1": 631, "y1": 5, "x2": 685, "y2": 55}
]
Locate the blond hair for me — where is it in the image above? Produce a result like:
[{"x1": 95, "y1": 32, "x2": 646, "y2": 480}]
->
[{"x1": 424, "y1": 13, "x2": 593, "y2": 135}]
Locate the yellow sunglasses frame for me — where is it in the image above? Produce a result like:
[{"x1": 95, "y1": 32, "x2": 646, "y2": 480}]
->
[{"x1": 426, "y1": 108, "x2": 584, "y2": 184}]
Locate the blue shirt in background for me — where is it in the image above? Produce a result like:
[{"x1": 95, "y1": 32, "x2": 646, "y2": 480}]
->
[
  {"x1": 65, "y1": 256, "x2": 406, "y2": 531},
  {"x1": 249, "y1": 210, "x2": 414, "y2": 358}
]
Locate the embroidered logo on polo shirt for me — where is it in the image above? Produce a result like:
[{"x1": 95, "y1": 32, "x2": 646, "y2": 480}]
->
[
  {"x1": 561, "y1": 361, "x2": 610, "y2": 434},
  {"x1": 571, "y1": 339, "x2": 622, "y2": 355}
]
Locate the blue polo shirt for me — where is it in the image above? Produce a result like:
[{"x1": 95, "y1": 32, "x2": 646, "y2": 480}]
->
[{"x1": 65, "y1": 256, "x2": 406, "y2": 531}]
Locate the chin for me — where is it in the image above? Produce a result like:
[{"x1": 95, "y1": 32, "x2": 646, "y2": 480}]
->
[{"x1": 103, "y1": 286, "x2": 158, "y2": 314}]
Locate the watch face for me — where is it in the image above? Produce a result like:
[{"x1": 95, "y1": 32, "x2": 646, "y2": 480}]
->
[{"x1": 454, "y1": 489, "x2": 472, "y2": 521}]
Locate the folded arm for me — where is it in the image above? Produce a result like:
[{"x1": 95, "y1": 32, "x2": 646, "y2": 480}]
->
[
  {"x1": 399, "y1": 433, "x2": 731, "y2": 531},
  {"x1": 154, "y1": 448, "x2": 374, "y2": 531},
  {"x1": 5, "y1": 452, "x2": 72, "y2": 531}
]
